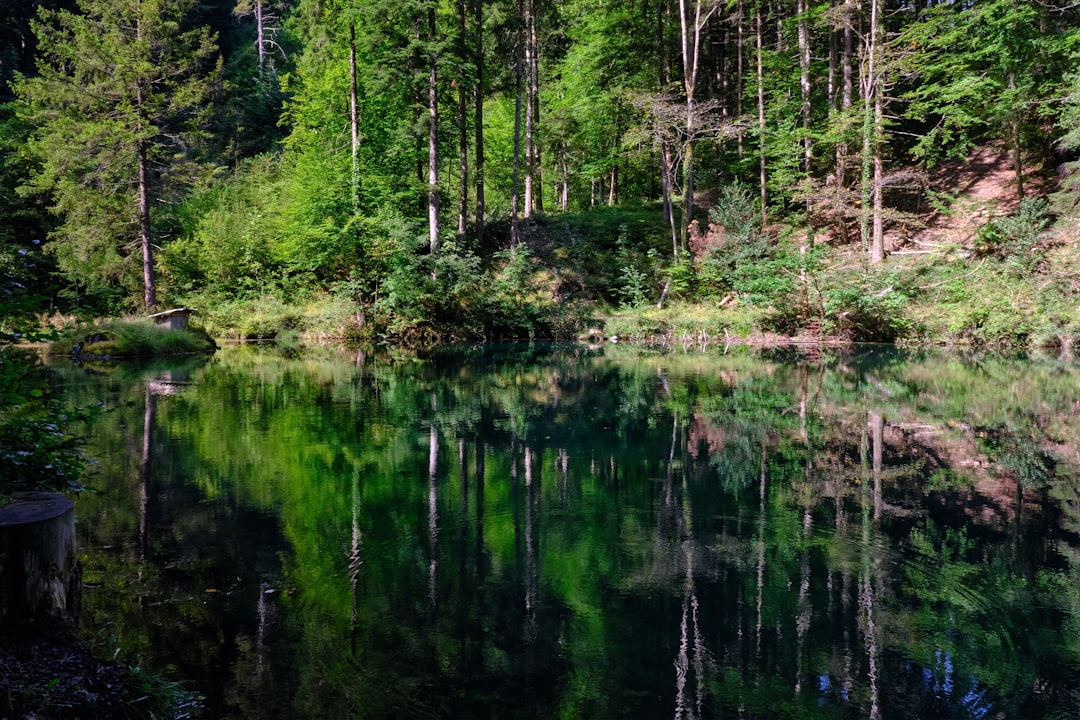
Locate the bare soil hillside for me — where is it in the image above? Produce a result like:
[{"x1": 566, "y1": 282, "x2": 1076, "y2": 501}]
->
[{"x1": 899, "y1": 146, "x2": 1056, "y2": 252}]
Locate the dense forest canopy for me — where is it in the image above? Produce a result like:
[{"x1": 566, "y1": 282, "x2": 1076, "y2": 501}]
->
[{"x1": 3, "y1": 0, "x2": 1080, "y2": 343}]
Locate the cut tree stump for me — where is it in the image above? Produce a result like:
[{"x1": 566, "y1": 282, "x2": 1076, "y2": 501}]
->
[{"x1": 0, "y1": 492, "x2": 81, "y2": 638}]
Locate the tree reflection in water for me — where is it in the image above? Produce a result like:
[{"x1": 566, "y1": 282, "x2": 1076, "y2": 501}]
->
[{"x1": 57, "y1": 344, "x2": 1080, "y2": 719}]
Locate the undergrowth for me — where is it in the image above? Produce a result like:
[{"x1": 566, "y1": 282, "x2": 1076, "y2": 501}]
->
[{"x1": 51, "y1": 319, "x2": 216, "y2": 356}]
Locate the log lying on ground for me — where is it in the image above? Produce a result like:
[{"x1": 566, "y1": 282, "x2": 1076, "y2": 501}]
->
[{"x1": 0, "y1": 492, "x2": 81, "y2": 639}]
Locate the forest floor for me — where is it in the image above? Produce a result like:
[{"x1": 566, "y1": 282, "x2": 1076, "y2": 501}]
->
[
  {"x1": 0, "y1": 633, "x2": 151, "y2": 719},
  {"x1": 901, "y1": 145, "x2": 1056, "y2": 251}
]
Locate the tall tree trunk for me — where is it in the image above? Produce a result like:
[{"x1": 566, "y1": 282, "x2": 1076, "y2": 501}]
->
[
  {"x1": 350, "y1": 24, "x2": 361, "y2": 214},
  {"x1": 798, "y1": 0, "x2": 811, "y2": 183},
  {"x1": 428, "y1": 6, "x2": 440, "y2": 268},
  {"x1": 474, "y1": 0, "x2": 486, "y2": 244},
  {"x1": 677, "y1": 0, "x2": 718, "y2": 249},
  {"x1": 135, "y1": 14, "x2": 155, "y2": 312},
  {"x1": 511, "y1": 49, "x2": 523, "y2": 251},
  {"x1": 662, "y1": 142, "x2": 677, "y2": 259},
  {"x1": 530, "y1": 3, "x2": 543, "y2": 213},
  {"x1": 560, "y1": 139, "x2": 569, "y2": 211},
  {"x1": 756, "y1": 6, "x2": 767, "y2": 226},
  {"x1": 138, "y1": 141, "x2": 156, "y2": 312},
  {"x1": 457, "y1": 0, "x2": 469, "y2": 240},
  {"x1": 827, "y1": 1, "x2": 836, "y2": 110},
  {"x1": 872, "y1": 79, "x2": 884, "y2": 263},
  {"x1": 861, "y1": 0, "x2": 883, "y2": 264},
  {"x1": 659, "y1": 0, "x2": 679, "y2": 259},
  {"x1": 523, "y1": 0, "x2": 535, "y2": 217},
  {"x1": 1009, "y1": 72, "x2": 1025, "y2": 201},
  {"x1": 255, "y1": 0, "x2": 265, "y2": 70},
  {"x1": 737, "y1": 0, "x2": 745, "y2": 157},
  {"x1": 834, "y1": 0, "x2": 855, "y2": 242},
  {"x1": 678, "y1": 0, "x2": 698, "y2": 250}
]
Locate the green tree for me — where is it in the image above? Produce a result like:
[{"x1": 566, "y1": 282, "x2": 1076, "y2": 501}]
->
[
  {"x1": 16, "y1": 0, "x2": 218, "y2": 312},
  {"x1": 901, "y1": 0, "x2": 1053, "y2": 202}
]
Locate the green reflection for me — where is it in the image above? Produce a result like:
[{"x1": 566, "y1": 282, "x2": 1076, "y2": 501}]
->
[{"x1": 58, "y1": 344, "x2": 1080, "y2": 719}]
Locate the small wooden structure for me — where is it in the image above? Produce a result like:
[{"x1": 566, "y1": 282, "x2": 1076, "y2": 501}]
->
[
  {"x1": 0, "y1": 492, "x2": 81, "y2": 637},
  {"x1": 148, "y1": 307, "x2": 194, "y2": 330}
]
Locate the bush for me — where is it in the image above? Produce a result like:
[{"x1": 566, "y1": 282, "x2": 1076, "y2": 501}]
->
[
  {"x1": 822, "y1": 284, "x2": 912, "y2": 343},
  {"x1": 51, "y1": 319, "x2": 216, "y2": 356},
  {"x1": 974, "y1": 197, "x2": 1053, "y2": 275}
]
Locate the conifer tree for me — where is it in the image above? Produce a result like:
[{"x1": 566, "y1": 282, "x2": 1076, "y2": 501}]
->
[{"x1": 17, "y1": 0, "x2": 217, "y2": 311}]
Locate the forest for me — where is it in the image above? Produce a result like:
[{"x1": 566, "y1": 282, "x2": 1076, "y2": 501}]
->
[{"x1": 3, "y1": 0, "x2": 1080, "y2": 346}]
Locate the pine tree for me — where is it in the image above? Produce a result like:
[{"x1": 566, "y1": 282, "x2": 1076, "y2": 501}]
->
[{"x1": 17, "y1": 0, "x2": 217, "y2": 311}]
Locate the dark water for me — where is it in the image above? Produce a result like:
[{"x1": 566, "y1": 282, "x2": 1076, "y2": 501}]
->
[{"x1": 53, "y1": 343, "x2": 1080, "y2": 719}]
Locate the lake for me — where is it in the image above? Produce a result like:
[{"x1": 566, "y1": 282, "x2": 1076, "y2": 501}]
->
[{"x1": 53, "y1": 343, "x2": 1080, "y2": 719}]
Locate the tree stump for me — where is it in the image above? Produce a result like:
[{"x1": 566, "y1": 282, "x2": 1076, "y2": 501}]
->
[{"x1": 0, "y1": 492, "x2": 81, "y2": 639}]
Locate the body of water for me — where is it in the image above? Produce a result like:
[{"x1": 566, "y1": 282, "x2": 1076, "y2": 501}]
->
[{"x1": 54, "y1": 343, "x2": 1080, "y2": 719}]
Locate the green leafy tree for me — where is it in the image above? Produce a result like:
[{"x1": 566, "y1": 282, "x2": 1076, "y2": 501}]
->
[
  {"x1": 16, "y1": 0, "x2": 218, "y2": 312},
  {"x1": 901, "y1": 0, "x2": 1053, "y2": 202}
]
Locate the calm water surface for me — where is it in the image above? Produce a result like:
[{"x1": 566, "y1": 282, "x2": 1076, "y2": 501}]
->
[{"x1": 53, "y1": 343, "x2": 1080, "y2": 719}]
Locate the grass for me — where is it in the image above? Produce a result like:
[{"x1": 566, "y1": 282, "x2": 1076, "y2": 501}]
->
[
  {"x1": 601, "y1": 301, "x2": 765, "y2": 343},
  {"x1": 190, "y1": 291, "x2": 359, "y2": 341},
  {"x1": 50, "y1": 318, "x2": 216, "y2": 357}
]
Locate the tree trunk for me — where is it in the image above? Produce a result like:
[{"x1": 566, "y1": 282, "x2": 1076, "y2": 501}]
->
[
  {"x1": 659, "y1": 0, "x2": 678, "y2": 259},
  {"x1": 135, "y1": 11, "x2": 156, "y2": 314},
  {"x1": 677, "y1": 0, "x2": 703, "y2": 250},
  {"x1": 474, "y1": 0, "x2": 486, "y2": 244},
  {"x1": 530, "y1": 3, "x2": 543, "y2": 214},
  {"x1": 350, "y1": 24, "x2": 361, "y2": 214},
  {"x1": 511, "y1": 49, "x2": 523, "y2": 251},
  {"x1": 737, "y1": 0, "x2": 745, "y2": 156},
  {"x1": 255, "y1": 0, "x2": 265, "y2": 70},
  {"x1": 458, "y1": 0, "x2": 469, "y2": 240},
  {"x1": 1009, "y1": 72, "x2": 1025, "y2": 202},
  {"x1": 798, "y1": 0, "x2": 811, "y2": 182},
  {"x1": 756, "y1": 6, "x2": 767, "y2": 226},
  {"x1": 862, "y1": 0, "x2": 884, "y2": 265},
  {"x1": 428, "y1": 6, "x2": 440, "y2": 267},
  {"x1": 0, "y1": 493, "x2": 81, "y2": 638},
  {"x1": 560, "y1": 139, "x2": 569, "y2": 211},
  {"x1": 138, "y1": 141, "x2": 156, "y2": 313},
  {"x1": 662, "y1": 142, "x2": 678, "y2": 259},
  {"x1": 872, "y1": 83, "x2": 884, "y2": 264},
  {"x1": 834, "y1": 0, "x2": 855, "y2": 242},
  {"x1": 524, "y1": 0, "x2": 535, "y2": 218}
]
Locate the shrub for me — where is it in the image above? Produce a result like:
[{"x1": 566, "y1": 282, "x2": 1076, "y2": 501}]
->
[
  {"x1": 52, "y1": 319, "x2": 216, "y2": 356},
  {"x1": 974, "y1": 197, "x2": 1053, "y2": 275},
  {"x1": 822, "y1": 284, "x2": 912, "y2": 343}
]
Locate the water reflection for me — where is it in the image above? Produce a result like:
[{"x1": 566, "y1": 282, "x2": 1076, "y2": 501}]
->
[{"x1": 52, "y1": 344, "x2": 1080, "y2": 719}]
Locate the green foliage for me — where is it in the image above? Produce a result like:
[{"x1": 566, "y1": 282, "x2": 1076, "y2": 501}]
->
[
  {"x1": 711, "y1": 182, "x2": 761, "y2": 246},
  {"x1": 51, "y1": 319, "x2": 216, "y2": 357},
  {"x1": 900, "y1": 0, "x2": 1048, "y2": 165},
  {"x1": 15, "y1": 0, "x2": 218, "y2": 311},
  {"x1": 974, "y1": 197, "x2": 1053, "y2": 274},
  {"x1": 693, "y1": 184, "x2": 802, "y2": 304},
  {"x1": 616, "y1": 264, "x2": 650, "y2": 308},
  {"x1": 822, "y1": 281, "x2": 912, "y2": 343},
  {"x1": 0, "y1": 346, "x2": 87, "y2": 499}
]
